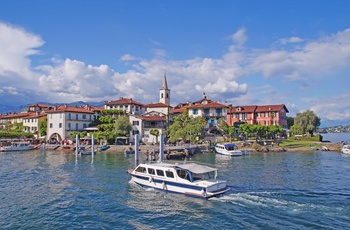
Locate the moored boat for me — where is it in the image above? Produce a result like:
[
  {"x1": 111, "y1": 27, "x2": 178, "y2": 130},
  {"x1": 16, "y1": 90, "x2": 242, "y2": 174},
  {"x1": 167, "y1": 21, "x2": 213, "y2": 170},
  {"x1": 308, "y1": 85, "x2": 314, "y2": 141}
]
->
[
  {"x1": 125, "y1": 147, "x2": 135, "y2": 154},
  {"x1": 215, "y1": 143, "x2": 242, "y2": 156},
  {"x1": 98, "y1": 144, "x2": 110, "y2": 151},
  {"x1": 0, "y1": 141, "x2": 34, "y2": 152},
  {"x1": 128, "y1": 161, "x2": 230, "y2": 199}
]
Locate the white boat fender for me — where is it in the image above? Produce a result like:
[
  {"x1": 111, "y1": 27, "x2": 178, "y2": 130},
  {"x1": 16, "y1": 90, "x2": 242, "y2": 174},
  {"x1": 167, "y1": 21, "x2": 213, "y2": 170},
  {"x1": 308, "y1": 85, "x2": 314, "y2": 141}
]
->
[
  {"x1": 149, "y1": 177, "x2": 153, "y2": 183},
  {"x1": 162, "y1": 181, "x2": 166, "y2": 190}
]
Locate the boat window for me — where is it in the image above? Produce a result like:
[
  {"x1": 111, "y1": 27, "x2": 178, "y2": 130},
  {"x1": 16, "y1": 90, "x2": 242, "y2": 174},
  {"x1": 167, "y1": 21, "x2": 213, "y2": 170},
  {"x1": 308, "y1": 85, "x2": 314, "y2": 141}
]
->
[
  {"x1": 147, "y1": 168, "x2": 155, "y2": 175},
  {"x1": 165, "y1": 171, "x2": 174, "y2": 178},
  {"x1": 192, "y1": 171, "x2": 216, "y2": 181},
  {"x1": 156, "y1": 169, "x2": 164, "y2": 176},
  {"x1": 135, "y1": 166, "x2": 147, "y2": 173},
  {"x1": 176, "y1": 169, "x2": 191, "y2": 181}
]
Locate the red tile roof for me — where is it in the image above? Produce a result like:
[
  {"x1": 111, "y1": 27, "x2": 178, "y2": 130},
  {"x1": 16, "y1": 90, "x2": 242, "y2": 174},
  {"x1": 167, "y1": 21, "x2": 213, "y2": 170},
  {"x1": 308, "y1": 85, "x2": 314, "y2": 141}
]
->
[
  {"x1": 105, "y1": 98, "x2": 144, "y2": 107},
  {"x1": 45, "y1": 105, "x2": 95, "y2": 114},
  {"x1": 255, "y1": 104, "x2": 289, "y2": 113},
  {"x1": 134, "y1": 115, "x2": 167, "y2": 121},
  {"x1": 144, "y1": 102, "x2": 171, "y2": 108}
]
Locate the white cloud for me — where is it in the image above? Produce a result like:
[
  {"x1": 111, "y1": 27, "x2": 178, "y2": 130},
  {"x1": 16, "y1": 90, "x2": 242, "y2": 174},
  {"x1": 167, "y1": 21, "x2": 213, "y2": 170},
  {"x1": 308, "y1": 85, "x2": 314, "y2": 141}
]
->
[
  {"x1": 119, "y1": 54, "x2": 136, "y2": 61},
  {"x1": 2, "y1": 23, "x2": 350, "y2": 124},
  {"x1": 230, "y1": 27, "x2": 247, "y2": 45},
  {"x1": 0, "y1": 22, "x2": 43, "y2": 77},
  {"x1": 279, "y1": 36, "x2": 303, "y2": 45}
]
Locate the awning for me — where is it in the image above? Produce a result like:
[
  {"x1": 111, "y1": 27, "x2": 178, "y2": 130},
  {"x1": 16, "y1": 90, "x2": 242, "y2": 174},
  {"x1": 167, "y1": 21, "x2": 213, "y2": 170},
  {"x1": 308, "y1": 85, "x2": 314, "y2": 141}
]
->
[{"x1": 178, "y1": 163, "x2": 216, "y2": 174}]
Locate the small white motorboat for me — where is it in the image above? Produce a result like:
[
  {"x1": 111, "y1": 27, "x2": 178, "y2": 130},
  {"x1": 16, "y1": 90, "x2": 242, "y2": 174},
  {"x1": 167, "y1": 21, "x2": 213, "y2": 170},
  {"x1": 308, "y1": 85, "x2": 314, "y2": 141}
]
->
[
  {"x1": 215, "y1": 143, "x2": 242, "y2": 156},
  {"x1": 128, "y1": 161, "x2": 230, "y2": 199},
  {"x1": 0, "y1": 142, "x2": 34, "y2": 152}
]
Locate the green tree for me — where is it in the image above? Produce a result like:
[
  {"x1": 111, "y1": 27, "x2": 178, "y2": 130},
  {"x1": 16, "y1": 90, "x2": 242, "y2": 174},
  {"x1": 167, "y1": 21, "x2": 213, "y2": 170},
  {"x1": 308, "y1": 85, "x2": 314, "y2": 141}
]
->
[
  {"x1": 39, "y1": 118, "x2": 47, "y2": 137},
  {"x1": 268, "y1": 125, "x2": 284, "y2": 140},
  {"x1": 294, "y1": 110, "x2": 321, "y2": 136},
  {"x1": 286, "y1": 116, "x2": 294, "y2": 129},
  {"x1": 150, "y1": 128, "x2": 160, "y2": 143},
  {"x1": 216, "y1": 118, "x2": 229, "y2": 134},
  {"x1": 114, "y1": 116, "x2": 132, "y2": 137},
  {"x1": 168, "y1": 109, "x2": 206, "y2": 143}
]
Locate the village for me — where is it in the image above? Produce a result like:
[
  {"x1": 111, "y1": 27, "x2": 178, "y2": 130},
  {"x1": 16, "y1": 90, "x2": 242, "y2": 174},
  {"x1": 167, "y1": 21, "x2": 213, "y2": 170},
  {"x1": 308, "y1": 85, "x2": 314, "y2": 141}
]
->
[{"x1": 0, "y1": 74, "x2": 289, "y2": 150}]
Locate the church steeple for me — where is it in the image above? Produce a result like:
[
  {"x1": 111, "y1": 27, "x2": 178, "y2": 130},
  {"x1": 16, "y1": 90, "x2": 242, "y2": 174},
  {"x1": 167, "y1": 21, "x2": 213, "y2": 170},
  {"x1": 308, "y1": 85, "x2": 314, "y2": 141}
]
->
[
  {"x1": 162, "y1": 73, "x2": 169, "y2": 90},
  {"x1": 159, "y1": 73, "x2": 170, "y2": 106}
]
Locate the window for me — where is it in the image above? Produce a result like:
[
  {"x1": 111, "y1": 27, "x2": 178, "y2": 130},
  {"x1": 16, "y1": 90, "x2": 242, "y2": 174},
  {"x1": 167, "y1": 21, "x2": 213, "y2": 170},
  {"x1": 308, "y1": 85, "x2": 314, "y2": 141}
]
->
[
  {"x1": 60, "y1": 113, "x2": 62, "y2": 118},
  {"x1": 76, "y1": 114, "x2": 78, "y2": 120},
  {"x1": 59, "y1": 123, "x2": 62, "y2": 128},
  {"x1": 257, "y1": 113, "x2": 261, "y2": 118},
  {"x1": 68, "y1": 113, "x2": 71, "y2": 120},
  {"x1": 232, "y1": 113, "x2": 236, "y2": 118},
  {"x1": 135, "y1": 166, "x2": 147, "y2": 173},
  {"x1": 147, "y1": 168, "x2": 155, "y2": 175},
  {"x1": 82, "y1": 114, "x2": 86, "y2": 119},
  {"x1": 83, "y1": 123, "x2": 87, "y2": 129},
  {"x1": 68, "y1": 123, "x2": 71, "y2": 130},
  {"x1": 133, "y1": 121, "x2": 139, "y2": 125},
  {"x1": 50, "y1": 114, "x2": 52, "y2": 119},
  {"x1": 244, "y1": 113, "x2": 248, "y2": 120},
  {"x1": 132, "y1": 130, "x2": 139, "y2": 135},
  {"x1": 75, "y1": 123, "x2": 78, "y2": 130},
  {"x1": 156, "y1": 169, "x2": 164, "y2": 176},
  {"x1": 193, "y1": 109, "x2": 198, "y2": 115},
  {"x1": 49, "y1": 123, "x2": 53, "y2": 128},
  {"x1": 265, "y1": 112, "x2": 268, "y2": 117},
  {"x1": 165, "y1": 171, "x2": 174, "y2": 178}
]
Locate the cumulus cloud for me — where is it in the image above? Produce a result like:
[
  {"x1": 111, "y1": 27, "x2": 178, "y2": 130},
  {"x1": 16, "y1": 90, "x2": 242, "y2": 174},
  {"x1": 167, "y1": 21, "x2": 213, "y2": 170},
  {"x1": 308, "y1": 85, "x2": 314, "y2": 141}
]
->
[
  {"x1": 1, "y1": 22, "x2": 350, "y2": 123},
  {"x1": 38, "y1": 58, "x2": 117, "y2": 102},
  {"x1": 0, "y1": 22, "x2": 43, "y2": 77},
  {"x1": 279, "y1": 36, "x2": 303, "y2": 44},
  {"x1": 249, "y1": 28, "x2": 350, "y2": 80}
]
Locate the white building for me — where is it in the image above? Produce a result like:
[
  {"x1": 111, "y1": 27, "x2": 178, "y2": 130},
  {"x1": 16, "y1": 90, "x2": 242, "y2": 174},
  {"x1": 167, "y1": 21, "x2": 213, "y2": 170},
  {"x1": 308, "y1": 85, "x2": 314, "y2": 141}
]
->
[
  {"x1": 45, "y1": 105, "x2": 96, "y2": 143},
  {"x1": 129, "y1": 74, "x2": 171, "y2": 143},
  {"x1": 104, "y1": 97, "x2": 145, "y2": 115}
]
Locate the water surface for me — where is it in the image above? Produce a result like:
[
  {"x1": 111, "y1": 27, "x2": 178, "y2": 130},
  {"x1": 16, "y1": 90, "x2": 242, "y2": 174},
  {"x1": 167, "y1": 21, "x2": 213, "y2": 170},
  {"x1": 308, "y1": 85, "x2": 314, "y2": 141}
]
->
[{"x1": 0, "y1": 150, "x2": 349, "y2": 229}]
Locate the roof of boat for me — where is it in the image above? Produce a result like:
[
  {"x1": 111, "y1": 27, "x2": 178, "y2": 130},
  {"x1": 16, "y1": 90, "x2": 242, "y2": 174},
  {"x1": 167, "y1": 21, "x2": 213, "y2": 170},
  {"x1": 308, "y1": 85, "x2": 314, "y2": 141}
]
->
[
  {"x1": 217, "y1": 143, "x2": 237, "y2": 147},
  {"x1": 139, "y1": 162, "x2": 217, "y2": 174}
]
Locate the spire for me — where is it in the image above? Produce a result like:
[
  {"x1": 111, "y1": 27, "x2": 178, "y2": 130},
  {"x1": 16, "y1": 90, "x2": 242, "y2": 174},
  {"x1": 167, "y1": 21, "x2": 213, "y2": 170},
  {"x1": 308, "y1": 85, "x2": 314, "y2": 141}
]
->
[{"x1": 162, "y1": 73, "x2": 168, "y2": 90}]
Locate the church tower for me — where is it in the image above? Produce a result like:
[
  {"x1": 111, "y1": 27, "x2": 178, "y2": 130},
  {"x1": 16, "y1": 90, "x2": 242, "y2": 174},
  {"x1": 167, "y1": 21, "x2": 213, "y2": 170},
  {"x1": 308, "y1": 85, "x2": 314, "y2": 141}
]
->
[{"x1": 159, "y1": 73, "x2": 170, "y2": 106}]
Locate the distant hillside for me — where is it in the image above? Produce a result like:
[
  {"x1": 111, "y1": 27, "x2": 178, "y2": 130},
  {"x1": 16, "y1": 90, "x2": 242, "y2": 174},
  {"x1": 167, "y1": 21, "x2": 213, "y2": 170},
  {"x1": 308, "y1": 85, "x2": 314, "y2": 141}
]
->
[
  {"x1": 0, "y1": 101, "x2": 104, "y2": 114},
  {"x1": 318, "y1": 125, "x2": 350, "y2": 133}
]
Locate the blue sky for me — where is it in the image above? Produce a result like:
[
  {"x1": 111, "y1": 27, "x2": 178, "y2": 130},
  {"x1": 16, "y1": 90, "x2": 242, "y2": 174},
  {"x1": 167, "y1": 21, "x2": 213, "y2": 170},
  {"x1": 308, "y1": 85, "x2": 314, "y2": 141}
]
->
[{"x1": 1, "y1": 0, "x2": 350, "y2": 127}]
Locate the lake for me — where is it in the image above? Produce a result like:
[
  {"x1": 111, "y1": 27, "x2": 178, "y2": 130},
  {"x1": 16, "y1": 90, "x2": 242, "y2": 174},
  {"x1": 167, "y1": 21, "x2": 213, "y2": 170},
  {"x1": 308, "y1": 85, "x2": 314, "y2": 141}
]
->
[{"x1": 0, "y1": 149, "x2": 349, "y2": 229}]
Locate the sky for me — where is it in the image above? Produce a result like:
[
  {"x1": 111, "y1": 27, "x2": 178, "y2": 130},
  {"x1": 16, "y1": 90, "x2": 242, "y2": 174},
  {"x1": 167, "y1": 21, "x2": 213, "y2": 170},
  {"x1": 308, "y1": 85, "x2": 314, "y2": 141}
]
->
[{"x1": 1, "y1": 0, "x2": 350, "y2": 127}]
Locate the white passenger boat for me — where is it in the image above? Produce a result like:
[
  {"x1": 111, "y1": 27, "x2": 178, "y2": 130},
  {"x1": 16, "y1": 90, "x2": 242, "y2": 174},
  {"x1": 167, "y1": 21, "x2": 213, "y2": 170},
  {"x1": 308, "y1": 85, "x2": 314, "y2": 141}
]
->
[
  {"x1": 215, "y1": 143, "x2": 242, "y2": 156},
  {"x1": 0, "y1": 142, "x2": 34, "y2": 152},
  {"x1": 128, "y1": 162, "x2": 230, "y2": 198},
  {"x1": 341, "y1": 145, "x2": 350, "y2": 154}
]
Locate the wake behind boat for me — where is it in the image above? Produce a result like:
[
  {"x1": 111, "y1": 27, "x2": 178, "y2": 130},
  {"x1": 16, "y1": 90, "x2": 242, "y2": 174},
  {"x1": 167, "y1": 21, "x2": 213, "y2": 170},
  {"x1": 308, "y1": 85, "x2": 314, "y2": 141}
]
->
[
  {"x1": 128, "y1": 161, "x2": 230, "y2": 199},
  {"x1": 215, "y1": 143, "x2": 242, "y2": 156},
  {"x1": 341, "y1": 144, "x2": 350, "y2": 154}
]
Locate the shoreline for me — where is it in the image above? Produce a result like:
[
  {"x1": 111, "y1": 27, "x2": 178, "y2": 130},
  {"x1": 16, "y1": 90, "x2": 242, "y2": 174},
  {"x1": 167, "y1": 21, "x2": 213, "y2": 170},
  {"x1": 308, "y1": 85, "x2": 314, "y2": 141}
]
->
[{"x1": 42, "y1": 141, "x2": 344, "y2": 154}]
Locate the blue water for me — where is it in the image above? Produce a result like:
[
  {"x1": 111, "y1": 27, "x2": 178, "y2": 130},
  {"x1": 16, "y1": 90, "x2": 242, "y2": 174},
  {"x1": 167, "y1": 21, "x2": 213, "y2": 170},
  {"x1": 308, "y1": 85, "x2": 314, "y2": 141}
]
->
[
  {"x1": 1, "y1": 149, "x2": 349, "y2": 229},
  {"x1": 321, "y1": 132, "x2": 350, "y2": 143}
]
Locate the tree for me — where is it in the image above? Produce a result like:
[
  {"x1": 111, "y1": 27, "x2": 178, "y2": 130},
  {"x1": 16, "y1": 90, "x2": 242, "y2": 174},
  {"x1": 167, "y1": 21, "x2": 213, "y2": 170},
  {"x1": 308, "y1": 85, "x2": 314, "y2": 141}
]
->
[
  {"x1": 150, "y1": 128, "x2": 160, "y2": 143},
  {"x1": 39, "y1": 118, "x2": 47, "y2": 137},
  {"x1": 286, "y1": 116, "x2": 294, "y2": 129},
  {"x1": 168, "y1": 109, "x2": 206, "y2": 143},
  {"x1": 114, "y1": 116, "x2": 132, "y2": 137},
  {"x1": 294, "y1": 110, "x2": 321, "y2": 136}
]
